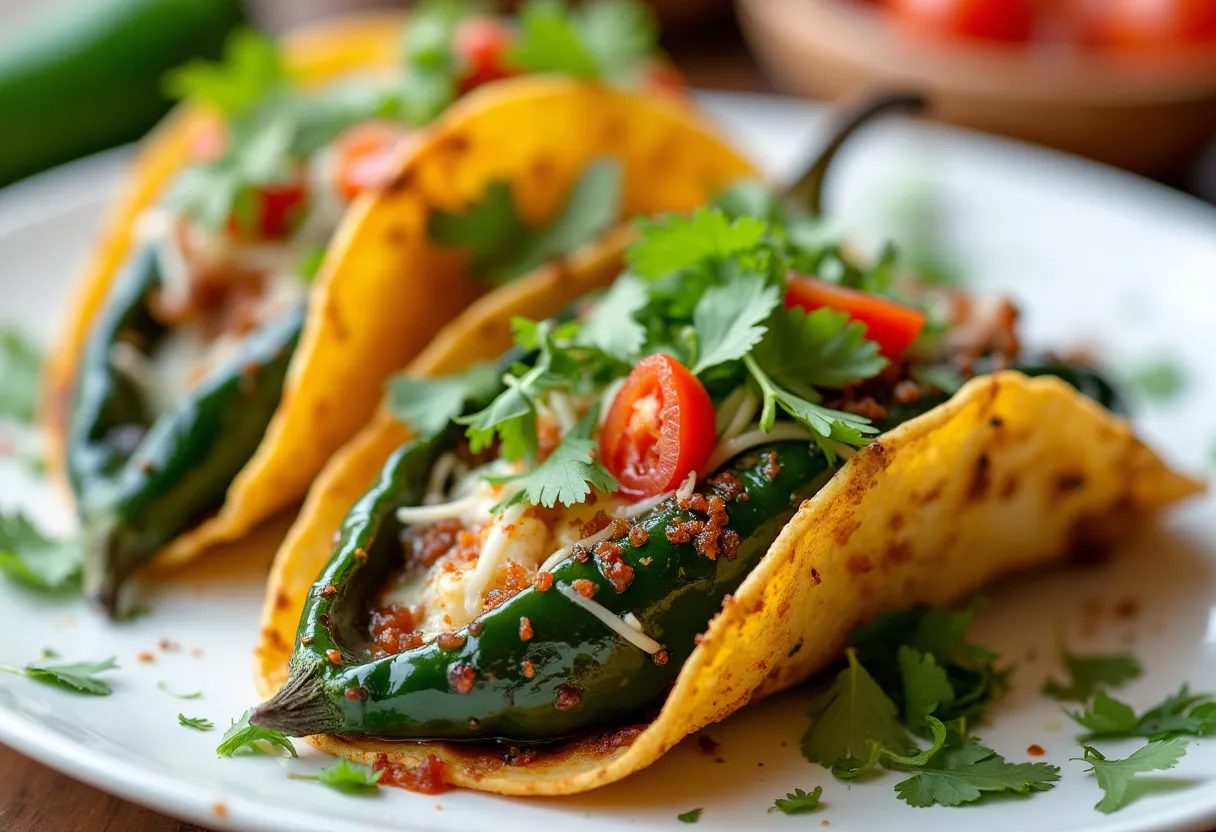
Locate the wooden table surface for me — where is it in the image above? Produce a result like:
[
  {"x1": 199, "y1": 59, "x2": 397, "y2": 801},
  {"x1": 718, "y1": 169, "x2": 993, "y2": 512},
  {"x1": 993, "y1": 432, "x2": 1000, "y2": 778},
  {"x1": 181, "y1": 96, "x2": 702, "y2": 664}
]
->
[{"x1": 1, "y1": 5, "x2": 1214, "y2": 831}]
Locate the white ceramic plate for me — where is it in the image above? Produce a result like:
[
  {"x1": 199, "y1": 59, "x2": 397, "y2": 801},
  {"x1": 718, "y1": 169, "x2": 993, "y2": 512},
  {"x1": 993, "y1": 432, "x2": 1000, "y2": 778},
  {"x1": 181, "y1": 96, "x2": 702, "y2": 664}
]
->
[{"x1": 1, "y1": 92, "x2": 1214, "y2": 832}]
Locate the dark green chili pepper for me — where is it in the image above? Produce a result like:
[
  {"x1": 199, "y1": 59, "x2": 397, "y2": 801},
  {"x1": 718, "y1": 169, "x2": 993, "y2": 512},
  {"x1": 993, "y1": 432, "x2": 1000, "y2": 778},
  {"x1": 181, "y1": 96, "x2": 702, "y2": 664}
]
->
[
  {"x1": 251, "y1": 360, "x2": 1117, "y2": 742},
  {"x1": 67, "y1": 246, "x2": 303, "y2": 613}
]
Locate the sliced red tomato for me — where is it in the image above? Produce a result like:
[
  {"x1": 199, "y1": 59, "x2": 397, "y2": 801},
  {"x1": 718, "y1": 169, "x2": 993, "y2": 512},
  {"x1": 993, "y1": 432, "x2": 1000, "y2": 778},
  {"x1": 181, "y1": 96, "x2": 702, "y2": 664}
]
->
[
  {"x1": 225, "y1": 178, "x2": 308, "y2": 240},
  {"x1": 886, "y1": 0, "x2": 1038, "y2": 43},
  {"x1": 600, "y1": 354, "x2": 716, "y2": 499},
  {"x1": 1087, "y1": 0, "x2": 1216, "y2": 50},
  {"x1": 453, "y1": 16, "x2": 517, "y2": 92},
  {"x1": 785, "y1": 274, "x2": 926, "y2": 358},
  {"x1": 331, "y1": 122, "x2": 411, "y2": 202}
]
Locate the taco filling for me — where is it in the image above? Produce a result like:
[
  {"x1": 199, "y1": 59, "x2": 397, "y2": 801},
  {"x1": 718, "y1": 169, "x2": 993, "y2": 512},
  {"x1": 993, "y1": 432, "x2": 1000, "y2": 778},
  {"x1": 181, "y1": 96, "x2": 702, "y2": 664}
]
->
[
  {"x1": 251, "y1": 182, "x2": 1142, "y2": 746},
  {"x1": 62, "y1": 1, "x2": 679, "y2": 612}
]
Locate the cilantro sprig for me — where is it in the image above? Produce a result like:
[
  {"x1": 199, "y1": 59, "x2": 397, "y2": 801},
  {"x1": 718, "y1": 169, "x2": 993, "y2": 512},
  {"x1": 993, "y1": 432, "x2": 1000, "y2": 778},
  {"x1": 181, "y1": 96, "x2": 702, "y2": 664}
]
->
[
  {"x1": 507, "y1": 0, "x2": 658, "y2": 81},
  {"x1": 0, "y1": 512, "x2": 81, "y2": 593},
  {"x1": 488, "y1": 410, "x2": 617, "y2": 509},
  {"x1": 179, "y1": 714, "x2": 215, "y2": 732},
  {"x1": 676, "y1": 808, "x2": 702, "y2": 823},
  {"x1": 769, "y1": 786, "x2": 823, "y2": 814},
  {"x1": 1042, "y1": 641, "x2": 1142, "y2": 702},
  {"x1": 1074, "y1": 739, "x2": 1187, "y2": 814},
  {"x1": 217, "y1": 710, "x2": 297, "y2": 758},
  {"x1": 0, "y1": 328, "x2": 41, "y2": 424},
  {"x1": 0, "y1": 656, "x2": 118, "y2": 695},
  {"x1": 289, "y1": 757, "x2": 383, "y2": 795},
  {"x1": 1067, "y1": 686, "x2": 1216, "y2": 741}
]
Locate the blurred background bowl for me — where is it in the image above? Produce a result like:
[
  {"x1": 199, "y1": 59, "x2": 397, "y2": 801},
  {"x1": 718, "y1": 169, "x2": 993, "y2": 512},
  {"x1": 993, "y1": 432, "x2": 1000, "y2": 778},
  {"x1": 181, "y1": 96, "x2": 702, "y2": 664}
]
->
[{"x1": 736, "y1": 0, "x2": 1216, "y2": 175}]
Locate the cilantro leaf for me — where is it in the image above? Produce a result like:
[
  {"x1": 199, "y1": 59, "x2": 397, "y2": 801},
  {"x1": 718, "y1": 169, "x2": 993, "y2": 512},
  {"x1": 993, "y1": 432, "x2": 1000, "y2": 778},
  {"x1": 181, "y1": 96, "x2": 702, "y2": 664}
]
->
[
  {"x1": 676, "y1": 808, "x2": 702, "y2": 823},
  {"x1": 163, "y1": 29, "x2": 285, "y2": 118},
  {"x1": 1128, "y1": 360, "x2": 1185, "y2": 402},
  {"x1": 894, "y1": 742, "x2": 1060, "y2": 807},
  {"x1": 0, "y1": 328, "x2": 41, "y2": 423},
  {"x1": 0, "y1": 657, "x2": 118, "y2": 695},
  {"x1": 575, "y1": 276, "x2": 649, "y2": 361},
  {"x1": 898, "y1": 646, "x2": 955, "y2": 734},
  {"x1": 387, "y1": 364, "x2": 501, "y2": 439},
  {"x1": 576, "y1": 0, "x2": 659, "y2": 78},
  {"x1": 289, "y1": 757, "x2": 383, "y2": 795},
  {"x1": 490, "y1": 410, "x2": 617, "y2": 508},
  {"x1": 508, "y1": 0, "x2": 657, "y2": 80},
  {"x1": 745, "y1": 356, "x2": 876, "y2": 460},
  {"x1": 690, "y1": 276, "x2": 780, "y2": 375},
  {"x1": 1075, "y1": 739, "x2": 1187, "y2": 814},
  {"x1": 627, "y1": 209, "x2": 767, "y2": 281},
  {"x1": 0, "y1": 513, "x2": 81, "y2": 593},
  {"x1": 801, "y1": 648, "x2": 914, "y2": 776},
  {"x1": 1068, "y1": 687, "x2": 1216, "y2": 741},
  {"x1": 769, "y1": 786, "x2": 823, "y2": 815},
  {"x1": 753, "y1": 306, "x2": 887, "y2": 392},
  {"x1": 1042, "y1": 644, "x2": 1141, "y2": 702},
  {"x1": 216, "y1": 710, "x2": 297, "y2": 758},
  {"x1": 179, "y1": 714, "x2": 214, "y2": 731},
  {"x1": 397, "y1": 1, "x2": 462, "y2": 124},
  {"x1": 509, "y1": 0, "x2": 599, "y2": 76},
  {"x1": 158, "y1": 681, "x2": 203, "y2": 700},
  {"x1": 429, "y1": 160, "x2": 622, "y2": 284}
]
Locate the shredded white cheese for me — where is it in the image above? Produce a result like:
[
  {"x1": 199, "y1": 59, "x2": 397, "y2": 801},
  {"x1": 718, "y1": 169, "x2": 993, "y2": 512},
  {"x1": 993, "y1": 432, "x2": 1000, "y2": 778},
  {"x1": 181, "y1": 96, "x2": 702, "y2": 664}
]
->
[
  {"x1": 424, "y1": 452, "x2": 468, "y2": 505},
  {"x1": 557, "y1": 583, "x2": 662, "y2": 654},
  {"x1": 109, "y1": 341, "x2": 175, "y2": 415},
  {"x1": 703, "y1": 423, "x2": 816, "y2": 474},
  {"x1": 610, "y1": 471, "x2": 696, "y2": 520},
  {"x1": 462, "y1": 503, "x2": 528, "y2": 617},
  {"x1": 545, "y1": 391, "x2": 577, "y2": 436},
  {"x1": 675, "y1": 469, "x2": 697, "y2": 501},
  {"x1": 395, "y1": 493, "x2": 485, "y2": 525},
  {"x1": 538, "y1": 521, "x2": 618, "y2": 574}
]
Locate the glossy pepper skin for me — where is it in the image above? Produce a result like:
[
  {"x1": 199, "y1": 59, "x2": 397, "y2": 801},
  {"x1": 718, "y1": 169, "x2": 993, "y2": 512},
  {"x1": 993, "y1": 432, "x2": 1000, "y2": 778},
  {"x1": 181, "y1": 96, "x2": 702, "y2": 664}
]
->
[
  {"x1": 252, "y1": 361, "x2": 1120, "y2": 742},
  {"x1": 67, "y1": 246, "x2": 303, "y2": 613}
]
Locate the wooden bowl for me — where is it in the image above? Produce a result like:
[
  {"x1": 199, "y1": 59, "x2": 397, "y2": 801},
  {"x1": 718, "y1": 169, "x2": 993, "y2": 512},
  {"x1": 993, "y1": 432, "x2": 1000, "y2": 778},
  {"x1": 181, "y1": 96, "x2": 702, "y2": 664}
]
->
[{"x1": 736, "y1": 0, "x2": 1216, "y2": 175}]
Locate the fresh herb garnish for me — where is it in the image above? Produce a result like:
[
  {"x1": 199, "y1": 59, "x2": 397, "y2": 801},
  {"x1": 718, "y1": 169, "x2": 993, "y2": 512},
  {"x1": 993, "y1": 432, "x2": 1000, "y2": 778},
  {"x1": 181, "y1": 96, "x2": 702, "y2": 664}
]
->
[
  {"x1": 163, "y1": 29, "x2": 285, "y2": 119},
  {"x1": 676, "y1": 807, "x2": 702, "y2": 823},
  {"x1": 158, "y1": 681, "x2": 203, "y2": 700},
  {"x1": 179, "y1": 714, "x2": 215, "y2": 731},
  {"x1": 1042, "y1": 642, "x2": 1141, "y2": 702},
  {"x1": 429, "y1": 159, "x2": 623, "y2": 284},
  {"x1": 689, "y1": 276, "x2": 780, "y2": 375},
  {"x1": 1067, "y1": 687, "x2": 1216, "y2": 741},
  {"x1": 387, "y1": 363, "x2": 501, "y2": 440},
  {"x1": 507, "y1": 0, "x2": 657, "y2": 81},
  {"x1": 1074, "y1": 739, "x2": 1187, "y2": 814},
  {"x1": 0, "y1": 512, "x2": 81, "y2": 593},
  {"x1": 894, "y1": 741, "x2": 1060, "y2": 807},
  {"x1": 216, "y1": 710, "x2": 297, "y2": 758},
  {"x1": 1128, "y1": 360, "x2": 1185, "y2": 402},
  {"x1": 0, "y1": 657, "x2": 118, "y2": 695},
  {"x1": 288, "y1": 757, "x2": 382, "y2": 795},
  {"x1": 769, "y1": 786, "x2": 823, "y2": 814},
  {"x1": 627, "y1": 208, "x2": 767, "y2": 280},
  {"x1": 575, "y1": 276, "x2": 649, "y2": 361},
  {"x1": 0, "y1": 328, "x2": 41, "y2": 424},
  {"x1": 489, "y1": 410, "x2": 617, "y2": 509}
]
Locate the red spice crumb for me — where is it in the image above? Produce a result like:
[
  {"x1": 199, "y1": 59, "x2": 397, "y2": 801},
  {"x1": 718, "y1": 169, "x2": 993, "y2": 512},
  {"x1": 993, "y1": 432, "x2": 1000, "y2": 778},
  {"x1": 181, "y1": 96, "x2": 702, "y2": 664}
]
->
[
  {"x1": 519, "y1": 617, "x2": 534, "y2": 641},
  {"x1": 467, "y1": 717, "x2": 480, "y2": 729},
  {"x1": 137, "y1": 652, "x2": 155, "y2": 664},
  {"x1": 326, "y1": 649, "x2": 342, "y2": 665},
  {"x1": 707, "y1": 471, "x2": 748, "y2": 502},
  {"x1": 821, "y1": 821, "x2": 830, "y2": 828},
  {"x1": 665, "y1": 518, "x2": 704, "y2": 544},
  {"x1": 653, "y1": 649, "x2": 669, "y2": 666},
  {"x1": 714, "y1": 757, "x2": 725, "y2": 764},
  {"x1": 212, "y1": 802, "x2": 228, "y2": 819},
  {"x1": 442, "y1": 561, "x2": 457, "y2": 573},
  {"x1": 157, "y1": 639, "x2": 180, "y2": 652},
  {"x1": 522, "y1": 660, "x2": 536, "y2": 679},
  {"x1": 1027, "y1": 744, "x2": 1045, "y2": 757},
  {"x1": 593, "y1": 540, "x2": 635, "y2": 593},
  {"x1": 300, "y1": 636, "x2": 314, "y2": 646},
  {"x1": 448, "y1": 664, "x2": 476, "y2": 694},
  {"x1": 402, "y1": 519, "x2": 464, "y2": 567},
  {"x1": 375, "y1": 752, "x2": 450, "y2": 794},
  {"x1": 321, "y1": 583, "x2": 338, "y2": 597},
  {"x1": 639, "y1": 557, "x2": 652, "y2": 566},
  {"x1": 580, "y1": 511, "x2": 612, "y2": 538},
  {"x1": 609, "y1": 518, "x2": 630, "y2": 539},
  {"x1": 572, "y1": 579, "x2": 596, "y2": 599},
  {"x1": 467, "y1": 621, "x2": 483, "y2": 636},
  {"x1": 697, "y1": 735, "x2": 721, "y2": 755},
  {"x1": 761, "y1": 451, "x2": 781, "y2": 481},
  {"x1": 893, "y1": 380, "x2": 921, "y2": 404},
  {"x1": 436, "y1": 632, "x2": 467, "y2": 651},
  {"x1": 1114, "y1": 597, "x2": 1141, "y2": 620},
  {"x1": 533, "y1": 572, "x2": 554, "y2": 592},
  {"x1": 628, "y1": 525, "x2": 649, "y2": 547},
  {"x1": 190, "y1": 648, "x2": 204, "y2": 658},
  {"x1": 571, "y1": 543, "x2": 591, "y2": 563},
  {"x1": 344, "y1": 686, "x2": 368, "y2": 702},
  {"x1": 554, "y1": 684, "x2": 581, "y2": 711},
  {"x1": 370, "y1": 604, "x2": 425, "y2": 657},
  {"x1": 353, "y1": 547, "x2": 368, "y2": 561}
]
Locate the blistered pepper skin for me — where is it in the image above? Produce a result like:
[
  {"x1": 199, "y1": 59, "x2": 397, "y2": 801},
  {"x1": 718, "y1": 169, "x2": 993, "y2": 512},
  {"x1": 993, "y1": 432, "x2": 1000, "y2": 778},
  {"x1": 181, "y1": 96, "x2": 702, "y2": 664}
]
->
[{"x1": 66, "y1": 246, "x2": 303, "y2": 613}]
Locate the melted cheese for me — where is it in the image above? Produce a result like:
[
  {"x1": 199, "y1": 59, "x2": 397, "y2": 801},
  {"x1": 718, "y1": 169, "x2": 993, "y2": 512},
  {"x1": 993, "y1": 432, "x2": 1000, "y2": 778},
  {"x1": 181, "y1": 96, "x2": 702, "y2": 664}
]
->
[{"x1": 557, "y1": 582, "x2": 661, "y2": 654}]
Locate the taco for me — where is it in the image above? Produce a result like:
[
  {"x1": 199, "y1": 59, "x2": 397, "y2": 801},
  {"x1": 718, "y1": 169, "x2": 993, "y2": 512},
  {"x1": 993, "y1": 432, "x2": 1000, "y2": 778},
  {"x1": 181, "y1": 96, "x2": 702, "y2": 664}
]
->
[
  {"x1": 249, "y1": 102, "x2": 1201, "y2": 795},
  {"x1": 39, "y1": 4, "x2": 754, "y2": 613}
]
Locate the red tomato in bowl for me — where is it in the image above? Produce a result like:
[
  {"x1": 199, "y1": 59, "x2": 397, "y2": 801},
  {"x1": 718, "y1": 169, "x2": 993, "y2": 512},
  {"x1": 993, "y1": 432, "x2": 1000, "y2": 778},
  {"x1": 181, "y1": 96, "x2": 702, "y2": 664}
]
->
[
  {"x1": 600, "y1": 354, "x2": 716, "y2": 498},
  {"x1": 886, "y1": 0, "x2": 1038, "y2": 43}
]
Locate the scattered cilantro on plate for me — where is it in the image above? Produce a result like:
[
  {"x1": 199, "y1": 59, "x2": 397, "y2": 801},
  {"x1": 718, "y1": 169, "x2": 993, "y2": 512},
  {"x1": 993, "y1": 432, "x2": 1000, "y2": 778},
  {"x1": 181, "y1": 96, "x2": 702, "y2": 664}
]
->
[
  {"x1": 0, "y1": 328, "x2": 41, "y2": 423},
  {"x1": 894, "y1": 741, "x2": 1060, "y2": 808},
  {"x1": 1074, "y1": 739, "x2": 1187, "y2": 814},
  {"x1": 0, "y1": 656, "x2": 118, "y2": 695},
  {"x1": 179, "y1": 714, "x2": 215, "y2": 732},
  {"x1": 217, "y1": 710, "x2": 297, "y2": 758},
  {"x1": 676, "y1": 807, "x2": 702, "y2": 823},
  {"x1": 769, "y1": 786, "x2": 823, "y2": 815},
  {"x1": 289, "y1": 757, "x2": 383, "y2": 795},
  {"x1": 158, "y1": 681, "x2": 203, "y2": 700},
  {"x1": 0, "y1": 512, "x2": 81, "y2": 593},
  {"x1": 1127, "y1": 360, "x2": 1185, "y2": 402},
  {"x1": 1067, "y1": 686, "x2": 1216, "y2": 741},
  {"x1": 1042, "y1": 642, "x2": 1141, "y2": 702}
]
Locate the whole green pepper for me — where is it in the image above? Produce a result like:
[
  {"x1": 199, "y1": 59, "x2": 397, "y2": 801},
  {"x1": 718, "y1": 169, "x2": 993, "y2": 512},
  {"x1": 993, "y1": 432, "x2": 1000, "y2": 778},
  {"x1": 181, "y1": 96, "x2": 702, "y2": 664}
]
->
[
  {"x1": 67, "y1": 246, "x2": 303, "y2": 613},
  {"x1": 251, "y1": 361, "x2": 1117, "y2": 742}
]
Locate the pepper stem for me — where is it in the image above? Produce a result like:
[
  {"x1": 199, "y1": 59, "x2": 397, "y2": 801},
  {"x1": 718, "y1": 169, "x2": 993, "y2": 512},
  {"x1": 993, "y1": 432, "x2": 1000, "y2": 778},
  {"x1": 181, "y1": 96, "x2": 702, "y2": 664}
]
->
[{"x1": 251, "y1": 668, "x2": 342, "y2": 737}]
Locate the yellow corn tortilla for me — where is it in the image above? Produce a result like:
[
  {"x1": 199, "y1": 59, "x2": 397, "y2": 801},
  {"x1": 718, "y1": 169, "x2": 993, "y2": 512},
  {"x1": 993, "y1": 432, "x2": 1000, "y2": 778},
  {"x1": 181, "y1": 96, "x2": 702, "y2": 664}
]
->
[
  {"x1": 39, "y1": 13, "x2": 756, "y2": 574},
  {"x1": 256, "y1": 283, "x2": 1202, "y2": 795}
]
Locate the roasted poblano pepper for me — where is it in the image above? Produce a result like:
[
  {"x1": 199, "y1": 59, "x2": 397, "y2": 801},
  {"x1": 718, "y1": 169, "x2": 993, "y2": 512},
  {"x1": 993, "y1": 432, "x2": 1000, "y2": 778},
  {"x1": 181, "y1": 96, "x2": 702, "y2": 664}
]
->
[{"x1": 68, "y1": 246, "x2": 302, "y2": 612}]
